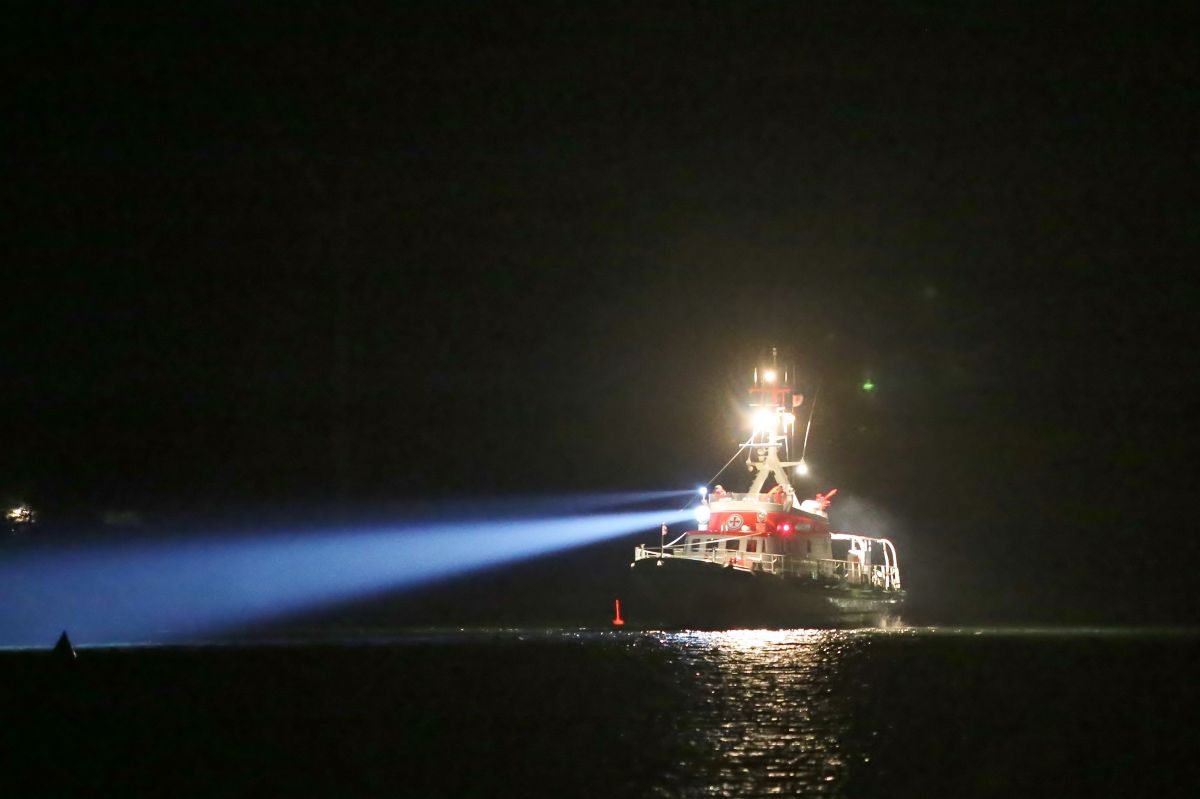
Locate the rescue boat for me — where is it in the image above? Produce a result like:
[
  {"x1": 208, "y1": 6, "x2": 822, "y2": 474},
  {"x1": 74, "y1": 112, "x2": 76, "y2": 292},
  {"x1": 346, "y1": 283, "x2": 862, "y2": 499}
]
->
[{"x1": 624, "y1": 352, "x2": 905, "y2": 628}]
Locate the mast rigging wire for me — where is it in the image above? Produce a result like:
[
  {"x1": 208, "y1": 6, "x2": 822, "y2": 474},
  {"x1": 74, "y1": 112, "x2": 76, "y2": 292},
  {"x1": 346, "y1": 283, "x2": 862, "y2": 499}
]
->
[
  {"x1": 799, "y1": 384, "x2": 820, "y2": 464},
  {"x1": 678, "y1": 437, "x2": 755, "y2": 512}
]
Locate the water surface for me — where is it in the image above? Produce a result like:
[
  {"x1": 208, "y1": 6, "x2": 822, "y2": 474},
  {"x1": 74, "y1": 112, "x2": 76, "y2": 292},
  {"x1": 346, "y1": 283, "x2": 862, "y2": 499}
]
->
[{"x1": 2, "y1": 626, "x2": 1195, "y2": 797}]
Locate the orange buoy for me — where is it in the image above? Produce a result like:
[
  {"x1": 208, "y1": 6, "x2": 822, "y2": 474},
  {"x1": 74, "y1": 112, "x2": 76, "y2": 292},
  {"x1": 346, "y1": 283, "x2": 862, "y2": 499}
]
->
[{"x1": 612, "y1": 598, "x2": 625, "y2": 626}]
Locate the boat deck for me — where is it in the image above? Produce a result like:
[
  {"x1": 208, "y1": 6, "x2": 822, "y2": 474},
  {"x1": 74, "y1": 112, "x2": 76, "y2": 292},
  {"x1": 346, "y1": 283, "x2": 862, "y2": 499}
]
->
[{"x1": 634, "y1": 544, "x2": 902, "y2": 592}]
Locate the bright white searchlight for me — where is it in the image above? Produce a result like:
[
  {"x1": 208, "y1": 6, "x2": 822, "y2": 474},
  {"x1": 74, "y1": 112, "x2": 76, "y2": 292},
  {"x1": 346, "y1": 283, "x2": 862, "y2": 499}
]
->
[{"x1": 752, "y1": 408, "x2": 776, "y2": 433}]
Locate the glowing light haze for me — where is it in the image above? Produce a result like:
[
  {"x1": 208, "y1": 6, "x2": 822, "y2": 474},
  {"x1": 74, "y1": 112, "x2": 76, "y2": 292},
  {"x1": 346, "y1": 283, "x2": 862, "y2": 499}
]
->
[{"x1": 0, "y1": 495, "x2": 692, "y2": 647}]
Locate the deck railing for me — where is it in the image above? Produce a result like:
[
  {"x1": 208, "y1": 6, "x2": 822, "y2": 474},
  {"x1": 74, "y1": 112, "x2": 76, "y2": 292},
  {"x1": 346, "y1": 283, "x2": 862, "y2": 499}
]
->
[
  {"x1": 709, "y1": 492, "x2": 786, "y2": 505},
  {"x1": 633, "y1": 543, "x2": 902, "y2": 591}
]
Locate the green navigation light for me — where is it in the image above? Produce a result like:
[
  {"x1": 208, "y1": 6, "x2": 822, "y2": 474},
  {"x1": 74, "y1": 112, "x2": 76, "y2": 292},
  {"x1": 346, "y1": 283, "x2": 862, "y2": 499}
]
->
[{"x1": 861, "y1": 379, "x2": 875, "y2": 392}]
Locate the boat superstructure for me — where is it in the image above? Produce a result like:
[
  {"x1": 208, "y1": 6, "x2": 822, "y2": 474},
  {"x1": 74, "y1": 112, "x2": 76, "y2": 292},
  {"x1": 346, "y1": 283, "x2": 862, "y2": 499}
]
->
[{"x1": 625, "y1": 350, "x2": 905, "y2": 628}]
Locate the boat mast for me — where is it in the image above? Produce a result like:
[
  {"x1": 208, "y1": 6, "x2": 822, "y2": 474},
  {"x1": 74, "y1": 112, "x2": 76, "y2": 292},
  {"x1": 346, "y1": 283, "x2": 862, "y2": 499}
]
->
[{"x1": 746, "y1": 347, "x2": 806, "y2": 496}]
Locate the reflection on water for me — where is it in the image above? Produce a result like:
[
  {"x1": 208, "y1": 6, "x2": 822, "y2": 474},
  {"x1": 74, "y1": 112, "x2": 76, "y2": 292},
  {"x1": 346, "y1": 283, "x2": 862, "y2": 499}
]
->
[
  {"x1": 644, "y1": 627, "x2": 1199, "y2": 798},
  {"x1": 655, "y1": 630, "x2": 858, "y2": 797}
]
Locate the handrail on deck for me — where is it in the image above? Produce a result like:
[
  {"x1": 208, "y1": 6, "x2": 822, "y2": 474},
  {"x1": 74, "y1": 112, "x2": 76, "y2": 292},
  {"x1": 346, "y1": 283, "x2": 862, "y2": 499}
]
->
[
  {"x1": 633, "y1": 543, "x2": 902, "y2": 591},
  {"x1": 709, "y1": 492, "x2": 787, "y2": 505}
]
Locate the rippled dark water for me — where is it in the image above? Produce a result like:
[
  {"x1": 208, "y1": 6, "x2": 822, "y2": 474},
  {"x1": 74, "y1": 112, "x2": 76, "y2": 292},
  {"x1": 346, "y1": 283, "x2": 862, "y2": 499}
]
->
[
  {"x1": 3, "y1": 627, "x2": 1196, "y2": 797},
  {"x1": 657, "y1": 630, "x2": 857, "y2": 795},
  {"x1": 652, "y1": 628, "x2": 1198, "y2": 797}
]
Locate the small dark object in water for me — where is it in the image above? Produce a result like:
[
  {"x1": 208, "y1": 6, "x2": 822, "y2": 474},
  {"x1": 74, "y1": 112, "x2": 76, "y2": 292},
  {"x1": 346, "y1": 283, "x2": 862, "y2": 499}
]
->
[{"x1": 52, "y1": 630, "x2": 76, "y2": 661}]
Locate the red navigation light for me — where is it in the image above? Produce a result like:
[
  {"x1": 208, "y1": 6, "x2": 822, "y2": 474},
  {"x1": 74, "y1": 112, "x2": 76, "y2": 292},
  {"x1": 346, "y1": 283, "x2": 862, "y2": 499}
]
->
[{"x1": 780, "y1": 523, "x2": 792, "y2": 534}]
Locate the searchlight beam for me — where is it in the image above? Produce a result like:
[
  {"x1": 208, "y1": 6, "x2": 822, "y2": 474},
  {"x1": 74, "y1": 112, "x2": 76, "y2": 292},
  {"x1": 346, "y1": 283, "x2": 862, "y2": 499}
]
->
[{"x1": 0, "y1": 500, "x2": 691, "y2": 647}]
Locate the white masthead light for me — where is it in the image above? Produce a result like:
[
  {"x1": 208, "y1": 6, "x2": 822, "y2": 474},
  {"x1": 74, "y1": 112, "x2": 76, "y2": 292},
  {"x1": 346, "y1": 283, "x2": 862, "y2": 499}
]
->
[{"x1": 752, "y1": 408, "x2": 775, "y2": 433}]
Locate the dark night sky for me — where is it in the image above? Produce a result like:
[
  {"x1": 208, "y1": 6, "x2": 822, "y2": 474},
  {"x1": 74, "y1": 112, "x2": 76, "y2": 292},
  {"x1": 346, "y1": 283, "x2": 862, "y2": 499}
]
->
[{"x1": 6, "y1": 3, "x2": 1199, "y2": 621}]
